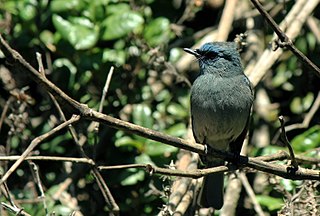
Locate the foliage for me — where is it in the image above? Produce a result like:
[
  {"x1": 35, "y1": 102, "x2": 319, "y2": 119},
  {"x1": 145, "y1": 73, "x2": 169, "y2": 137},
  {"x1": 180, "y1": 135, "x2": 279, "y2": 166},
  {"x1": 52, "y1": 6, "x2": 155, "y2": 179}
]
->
[{"x1": 0, "y1": 0, "x2": 319, "y2": 215}]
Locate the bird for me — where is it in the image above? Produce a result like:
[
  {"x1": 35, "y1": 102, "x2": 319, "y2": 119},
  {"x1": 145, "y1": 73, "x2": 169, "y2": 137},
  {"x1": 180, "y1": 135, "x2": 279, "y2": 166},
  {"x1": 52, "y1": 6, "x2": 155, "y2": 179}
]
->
[{"x1": 184, "y1": 42, "x2": 254, "y2": 210}]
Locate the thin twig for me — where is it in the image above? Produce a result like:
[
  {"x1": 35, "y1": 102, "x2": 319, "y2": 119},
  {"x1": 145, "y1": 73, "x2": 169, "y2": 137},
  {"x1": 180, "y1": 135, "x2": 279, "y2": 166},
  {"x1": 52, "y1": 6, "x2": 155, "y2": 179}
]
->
[
  {"x1": 1, "y1": 202, "x2": 31, "y2": 216},
  {"x1": 285, "y1": 91, "x2": 320, "y2": 132},
  {"x1": 91, "y1": 169, "x2": 120, "y2": 215},
  {"x1": 35, "y1": 53, "x2": 119, "y2": 213},
  {"x1": 99, "y1": 158, "x2": 320, "y2": 180},
  {"x1": 0, "y1": 115, "x2": 81, "y2": 186},
  {"x1": 1, "y1": 182, "x2": 16, "y2": 210},
  {"x1": 279, "y1": 116, "x2": 299, "y2": 169},
  {"x1": 0, "y1": 97, "x2": 13, "y2": 133},
  {"x1": 250, "y1": 0, "x2": 320, "y2": 78},
  {"x1": 239, "y1": 173, "x2": 265, "y2": 216},
  {"x1": 29, "y1": 162, "x2": 48, "y2": 216},
  {"x1": 94, "y1": 66, "x2": 115, "y2": 132},
  {"x1": 0, "y1": 34, "x2": 319, "y2": 183},
  {"x1": 0, "y1": 155, "x2": 95, "y2": 164},
  {"x1": 247, "y1": 0, "x2": 320, "y2": 86}
]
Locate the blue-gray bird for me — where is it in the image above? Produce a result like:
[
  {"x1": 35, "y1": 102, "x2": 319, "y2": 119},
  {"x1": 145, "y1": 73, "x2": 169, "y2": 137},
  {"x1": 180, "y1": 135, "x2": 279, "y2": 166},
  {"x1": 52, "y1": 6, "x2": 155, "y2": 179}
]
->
[{"x1": 184, "y1": 42, "x2": 253, "y2": 209}]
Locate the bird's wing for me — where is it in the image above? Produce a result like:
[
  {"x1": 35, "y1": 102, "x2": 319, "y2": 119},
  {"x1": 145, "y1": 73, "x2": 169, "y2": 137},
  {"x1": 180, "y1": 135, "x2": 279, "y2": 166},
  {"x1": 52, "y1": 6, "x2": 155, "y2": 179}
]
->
[{"x1": 229, "y1": 114, "x2": 251, "y2": 155}]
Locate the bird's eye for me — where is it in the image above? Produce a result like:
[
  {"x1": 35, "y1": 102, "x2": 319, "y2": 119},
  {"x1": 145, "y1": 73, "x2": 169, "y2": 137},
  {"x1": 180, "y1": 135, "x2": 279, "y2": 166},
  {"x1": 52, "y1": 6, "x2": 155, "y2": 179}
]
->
[
  {"x1": 203, "y1": 51, "x2": 217, "y2": 59},
  {"x1": 195, "y1": 49, "x2": 201, "y2": 55}
]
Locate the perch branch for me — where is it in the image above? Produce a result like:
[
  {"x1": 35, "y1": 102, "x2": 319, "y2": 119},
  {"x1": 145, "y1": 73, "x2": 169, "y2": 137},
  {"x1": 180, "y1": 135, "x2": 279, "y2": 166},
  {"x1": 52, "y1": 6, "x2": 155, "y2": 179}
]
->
[{"x1": 0, "y1": 34, "x2": 319, "y2": 185}]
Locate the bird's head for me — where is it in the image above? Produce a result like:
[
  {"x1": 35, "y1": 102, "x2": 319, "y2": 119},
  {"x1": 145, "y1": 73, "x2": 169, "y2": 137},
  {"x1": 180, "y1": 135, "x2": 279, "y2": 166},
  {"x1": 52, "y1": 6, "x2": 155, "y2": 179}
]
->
[{"x1": 184, "y1": 42, "x2": 242, "y2": 76}]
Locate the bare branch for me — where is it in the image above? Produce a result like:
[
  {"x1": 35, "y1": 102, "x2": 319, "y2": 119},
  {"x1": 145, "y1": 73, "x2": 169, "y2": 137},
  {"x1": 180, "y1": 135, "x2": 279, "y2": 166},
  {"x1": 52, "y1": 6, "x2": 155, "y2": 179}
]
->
[
  {"x1": 250, "y1": 0, "x2": 320, "y2": 78},
  {"x1": 247, "y1": 0, "x2": 320, "y2": 86},
  {"x1": 0, "y1": 115, "x2": 81, "y2": 185},
  {"x1": 0, "y1": 155, "x2": 95, "y2": 164},
  {"x1": 279, "y1": 116, "x2": 299, "y2": 169},
  {"x1": 0, "y1": 34, "x2": 319, "y2": 187}
]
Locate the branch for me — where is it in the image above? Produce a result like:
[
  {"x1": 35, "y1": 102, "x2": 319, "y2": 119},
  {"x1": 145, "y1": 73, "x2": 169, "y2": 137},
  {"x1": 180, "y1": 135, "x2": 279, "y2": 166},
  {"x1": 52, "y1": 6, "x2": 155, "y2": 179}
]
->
[
  {"x1": 250, "y1": 0, "x2": 320, "y2": 78},
  {"x1": 0, "y1": 35, "x2": 88, "y2": 114},
  {"x1": 0, "y1": 34, "x2": 319, "y2": 184},
  {"x1": 0, "y1": 115, "x2": 81, "y2": 186},
  {"x1": 99, "y1": 163, "x2": 230, "y2": 178},
  {"x1": 239, "y1": 173, "x2": 265, "y2": 216},
  {"x1": 247, "y1": 0, "x2": 320, "y2": 86},
  {"x1": 279, "y1": 116, "x2": 298, "y2": 168},
  {"x1": 34, "y1": 53, "x2": 119, "y2": 214},
  {"x1": 0, "y1": 155, "x2": 95, "y2": 164},
  {"x1": 285, "y1": 91, "x2": 320, "y2": 132}
]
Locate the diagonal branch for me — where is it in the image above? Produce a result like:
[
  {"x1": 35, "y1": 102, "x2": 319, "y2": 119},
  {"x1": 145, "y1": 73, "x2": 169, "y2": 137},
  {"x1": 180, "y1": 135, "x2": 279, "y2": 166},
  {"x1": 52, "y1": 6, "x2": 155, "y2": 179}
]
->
[
  {"x1": 250, "y1": 0, "x2": 320, "y2": 78},
  {"x1": 0, "y1": 115, "x2": 81, "y2": 186},
  {"x1": 0, "y1": 34, "x2": 319, "y2": 184}
]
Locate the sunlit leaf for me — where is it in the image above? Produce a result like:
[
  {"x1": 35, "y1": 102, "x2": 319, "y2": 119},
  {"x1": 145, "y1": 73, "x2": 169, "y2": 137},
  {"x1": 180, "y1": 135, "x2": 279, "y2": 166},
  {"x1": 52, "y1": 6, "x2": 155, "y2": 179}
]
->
[
  {"x1": 144, "y1": 140, "x2": 178, "y2": 157},
  {"x1": 167, "y1": 103, "x2": 188, "y2": 119},
  {"x1": 101, "y1": 12, "x2": 144, "y2": 40},
  {"x1": 115, "y1": 135, "x2": 144, "y2": 150},
  {"x1": 256, "y1": 195, "x2": 283, "y2": 211},
  {"x1": 50, "y1": 0, "x2": 85, "y2": 12},
  {"x1": 120, "y1": 169, "x2": 145, "y2": 186},
  {"x1": 165, "y1": 123, "x2": 186, "y2": 137},
  {"x1": 290, "y1": 92, "x2": 314, "y2": 114},
  {"x1": 291, "y1": 125, "x2": 320, "y2": 152},
  {"x1": 132, "y1": 104, "x2": 154, "y2": 128},
  {"x1": 52, "y1": 14, "x2": 99, "y2": 50},
  {"x1": 144, "y1": 17, "x2": 172, "y2": 46}
]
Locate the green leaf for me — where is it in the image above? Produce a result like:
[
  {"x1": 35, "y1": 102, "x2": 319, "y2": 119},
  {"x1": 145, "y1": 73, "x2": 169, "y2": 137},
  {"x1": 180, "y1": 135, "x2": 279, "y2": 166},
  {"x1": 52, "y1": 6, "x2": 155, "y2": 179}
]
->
[
  {"x1": 144, "y1": 140, "x2": 178, "y2": 157},
  {"x1": 40, "y1": 30, "x2": 54, "y2": 47},
  {"x1": 280, "y1": 179, "x2": 302, "y2": 192},
  {"x1": 83, "y1": 0, "x2": 108, "y2": 21},
  {"x1": 121, "y1": 169, "x2": 145, "y2": 186},
  {"x1": 52, "y1": 14, "x2": 99, "y2": 50},
  {"x1": 50, "y1": 0, "x2": 85, "y2": 12},
  {"x1": 144, "y1": 17, "x2": 172, "y2": 46},
  {"x1": 107, "y1": 3, "x2": 131, "y2": 14},
  {"x1": 19, "y1": 2, "x2": 37, "y2": 21},
  {"x1": 272, "y1": 63, "x2": 292, "y2": 87},
  {"x1": 155, "y1": 89, "x2": 171, "y2": 102},
  {"x1": 115, "y1": 135, "x2": 144, "y2": 150},
  {"x1": 256, "y1": 195, "x2": 283, "y2": 211},
  {"x1": 102, "y1": 48, "x2": 126, "y2": 66},
  {"x1": 135, "y1": 153, "x2": 154, "y2": 164},
  {"x1": 259, "y1": 145, "x2": 285, "y2": 156},
  {"x1": 40, "y1": 133, "x2": 71, "y2": 154},
  {"x1": 307, "y1": 32, "x2": 316, "y2": 50},
  {"x1": 132, "y1": 104, "x2": 153, "y2": 128},
  {"x1": 53, "y1": 58, "x2": 77, "y2": 89},
  {"x1": 165, "y1": 123, "x2": 186, "y2": 137},
  {"x1": 167, "y1": 103, "x2": 188, "y2": 119},
  {"x1": 290, "y1": 92, "x2": 314, "y2": 114},
  {"x1": 291, "y1": 125, "x2": 320, "y2": 153},
  {"x1": 101, "y1": 12, "x2": 144, "y2": 40}
]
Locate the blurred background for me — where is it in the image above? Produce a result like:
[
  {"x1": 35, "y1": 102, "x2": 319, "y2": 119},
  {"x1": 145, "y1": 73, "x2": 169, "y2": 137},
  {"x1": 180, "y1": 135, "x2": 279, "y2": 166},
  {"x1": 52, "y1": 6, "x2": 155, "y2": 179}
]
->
[{"x1": 0, "y1": 0, "x2": 319, "y2": 215}]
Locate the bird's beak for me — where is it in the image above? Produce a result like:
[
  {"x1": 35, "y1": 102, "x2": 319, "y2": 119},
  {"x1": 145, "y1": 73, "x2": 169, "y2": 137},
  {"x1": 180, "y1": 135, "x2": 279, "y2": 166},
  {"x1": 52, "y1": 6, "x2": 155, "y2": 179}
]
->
[{"x1": 183, "y1": 48, "x2": 200, "y2": 57}]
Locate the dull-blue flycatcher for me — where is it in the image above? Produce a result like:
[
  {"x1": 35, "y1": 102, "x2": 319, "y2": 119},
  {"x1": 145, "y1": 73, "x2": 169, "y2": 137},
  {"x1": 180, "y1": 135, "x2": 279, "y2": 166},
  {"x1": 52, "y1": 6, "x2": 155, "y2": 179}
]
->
[{"x1": 184, "y1": 42, "x2": 253, "y2": 209}]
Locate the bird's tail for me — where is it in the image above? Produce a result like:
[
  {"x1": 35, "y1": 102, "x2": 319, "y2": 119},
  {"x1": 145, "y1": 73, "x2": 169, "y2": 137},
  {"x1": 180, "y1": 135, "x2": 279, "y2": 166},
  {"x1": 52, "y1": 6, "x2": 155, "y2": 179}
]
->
[{"x1": 198, "y1": 161, "x2": 224, "y2": 210}]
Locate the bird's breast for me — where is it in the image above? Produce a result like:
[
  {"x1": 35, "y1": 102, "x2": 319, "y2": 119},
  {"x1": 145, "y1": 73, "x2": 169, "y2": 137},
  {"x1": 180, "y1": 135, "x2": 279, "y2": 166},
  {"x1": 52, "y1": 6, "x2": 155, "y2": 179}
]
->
[{"x1": 190, "y1": 74, "x2": 252, "y2": 144}]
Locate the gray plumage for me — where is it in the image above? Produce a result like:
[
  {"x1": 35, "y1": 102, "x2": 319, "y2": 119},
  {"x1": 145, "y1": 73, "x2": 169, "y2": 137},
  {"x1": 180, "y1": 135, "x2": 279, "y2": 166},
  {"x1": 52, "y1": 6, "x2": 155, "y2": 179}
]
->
[{"x1": 184, "y1": 42, "x2": 253, "y2": 209}]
